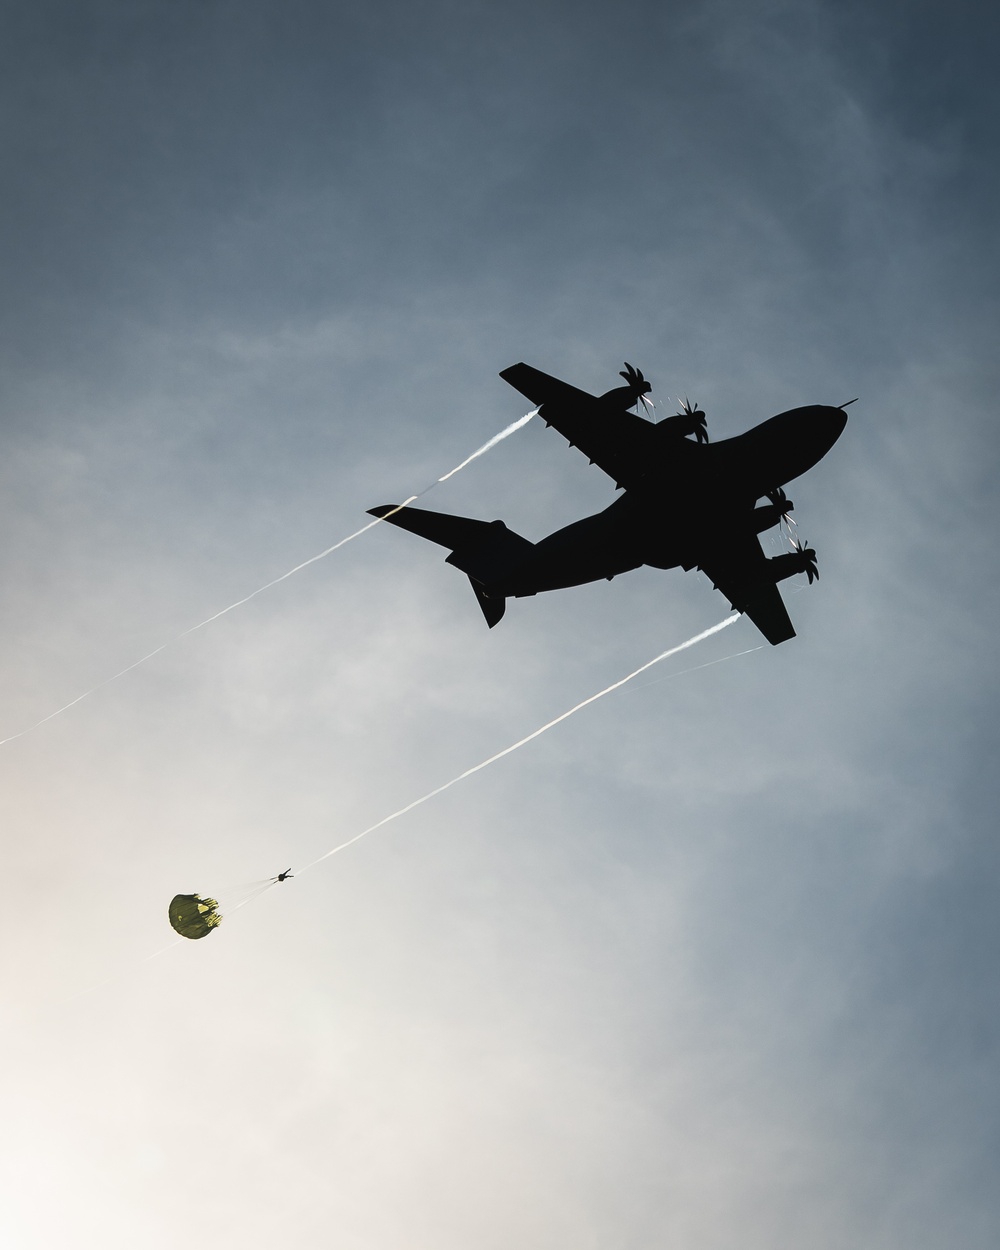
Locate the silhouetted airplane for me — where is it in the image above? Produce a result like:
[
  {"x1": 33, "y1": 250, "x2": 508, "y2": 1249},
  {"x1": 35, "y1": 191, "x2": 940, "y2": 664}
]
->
[{"x1": 370, "y1": 363, "x2": 849, "y2": 644}]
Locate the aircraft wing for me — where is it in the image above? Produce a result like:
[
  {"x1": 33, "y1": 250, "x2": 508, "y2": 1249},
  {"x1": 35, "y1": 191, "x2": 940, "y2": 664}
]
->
[
  {"x1": 500, "y1": 362, "x2": 662, "y2": 489},
  {"x1": 699, "y1": 532, "x2": 797, "y2": 645}
]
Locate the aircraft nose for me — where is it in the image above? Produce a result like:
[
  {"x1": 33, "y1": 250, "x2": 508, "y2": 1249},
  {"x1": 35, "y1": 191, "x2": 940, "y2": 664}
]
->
[{"x1": 818, "y1": 404, "x2": 848, "y2": 448}]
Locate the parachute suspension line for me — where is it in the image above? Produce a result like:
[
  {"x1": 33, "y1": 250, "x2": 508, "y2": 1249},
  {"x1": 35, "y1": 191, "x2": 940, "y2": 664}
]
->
[
  {"x1": 297, "y1": 613, "x2": 741, "y2": 875},
  {"x1": 0, "y1": 412, "x2": 538, "y2": 748},
  {"x1": 200, "y1": 879, "x2": 279, "y2": 915},
  {"x1": 226, "y1": 881, "x2": 276, "y2": 913}
]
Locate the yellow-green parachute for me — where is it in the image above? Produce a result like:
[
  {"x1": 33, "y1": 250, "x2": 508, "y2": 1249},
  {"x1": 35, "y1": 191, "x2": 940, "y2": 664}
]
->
[{"x1": 168, "y1": 894, "x2": 222, "y2": 940}]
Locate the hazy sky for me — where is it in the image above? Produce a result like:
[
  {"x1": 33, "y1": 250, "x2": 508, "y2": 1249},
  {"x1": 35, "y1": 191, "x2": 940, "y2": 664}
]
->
[{"x1": 1, "y1": 2, "x2": 998, "y2": 1247}]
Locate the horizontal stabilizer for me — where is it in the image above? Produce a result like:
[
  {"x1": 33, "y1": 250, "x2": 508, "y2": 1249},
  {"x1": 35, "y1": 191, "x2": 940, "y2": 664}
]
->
[
  {"x1": 369, "y1": 503, "x2": 533, "y2": 627},
  {"x1": 368, "y1": 504, "x2": 494, "y2": 550}
]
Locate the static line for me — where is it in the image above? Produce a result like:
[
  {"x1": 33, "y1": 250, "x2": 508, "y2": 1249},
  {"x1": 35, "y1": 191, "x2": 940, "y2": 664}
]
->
[
  {"x1": 0, "y1": 411, "x2": 537, "y2": 747},
  {"x1": 64, "y1": 935, "x2": 186, "y2": 1003},
  {"x1": 630, "y1": 645, "x2": 764, "y2": 689},
  {"x1": 298, "y1": 613, "x2": 741, "y2": 874},
  {"x1": 62, "y1": 879, "x2": 279, "y2": 1004}
]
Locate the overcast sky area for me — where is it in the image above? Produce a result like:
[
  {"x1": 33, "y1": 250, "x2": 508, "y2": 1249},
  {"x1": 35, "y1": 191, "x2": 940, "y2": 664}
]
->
[{"x1": 1, "y1": 1, "x2": 998, "y2": 1246}]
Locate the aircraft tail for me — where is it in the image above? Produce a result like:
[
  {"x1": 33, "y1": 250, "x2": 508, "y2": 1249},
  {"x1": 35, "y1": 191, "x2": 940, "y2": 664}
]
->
[
  {"x1": 367, "y1": 504, "x2": 533, "y2": 628},
  {"x1": 469, "y1": 578, "x2": 506, "y2": 627}
]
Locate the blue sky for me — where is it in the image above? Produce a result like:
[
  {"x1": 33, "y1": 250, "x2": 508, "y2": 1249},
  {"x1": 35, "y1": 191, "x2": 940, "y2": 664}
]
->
[{"x1": 0, "y1": 2, "x2": 997, "y2": 1247}]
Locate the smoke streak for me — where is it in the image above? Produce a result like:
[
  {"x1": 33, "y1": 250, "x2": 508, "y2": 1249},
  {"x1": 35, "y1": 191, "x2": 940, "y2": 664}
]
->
[
  {"x1": 436, "y1": 411, "x2": 537, "y2": 480},
  {"x1": 70, "y1": 613, "x2": 741, "y2": 995},
  {"x1": 0, "y1": 413, "x2": 536, "y2": 747},
  {"x1": 299, "y1": 614, "x2": 741, "y2": 873}
]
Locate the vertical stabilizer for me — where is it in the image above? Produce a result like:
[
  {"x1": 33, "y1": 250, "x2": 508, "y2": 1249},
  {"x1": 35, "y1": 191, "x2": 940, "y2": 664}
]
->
[{"x1": 469, "y1": 580, "x2": 506, "y2": 627}]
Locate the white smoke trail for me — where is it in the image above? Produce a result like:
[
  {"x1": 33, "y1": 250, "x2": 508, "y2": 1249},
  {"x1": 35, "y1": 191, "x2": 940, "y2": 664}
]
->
[
  {"x1": 66, "y1": 613, "x2": 741, "y2": 995},
  {"x1": 0, "y1": 412, "x2": 537, "y2": 747},
  {"x1": 298, "y1": 613, "x2": 741, "y2": 873},
  {"x1": 436, "y1": 410, "x2": 537, "y2": 480}
]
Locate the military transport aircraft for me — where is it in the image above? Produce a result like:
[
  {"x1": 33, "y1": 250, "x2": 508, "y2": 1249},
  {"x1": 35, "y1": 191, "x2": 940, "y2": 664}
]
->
[{"x1": 369, "y1": 363, "x2": 848, "y2": 644}]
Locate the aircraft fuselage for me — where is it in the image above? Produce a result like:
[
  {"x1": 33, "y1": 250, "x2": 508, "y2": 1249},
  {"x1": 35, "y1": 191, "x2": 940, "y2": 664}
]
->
[
  {"x1": 369, "y1": 367, "x2": 849, "y2": 643},
  {"x1": 491, "y1": 404, "x2": 848, "y2": 599}
]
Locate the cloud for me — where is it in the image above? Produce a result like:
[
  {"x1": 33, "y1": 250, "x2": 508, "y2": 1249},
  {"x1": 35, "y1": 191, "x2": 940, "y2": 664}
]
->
[{"x1": 1, "y1": 2, "x2": 998, "y2": 1247}]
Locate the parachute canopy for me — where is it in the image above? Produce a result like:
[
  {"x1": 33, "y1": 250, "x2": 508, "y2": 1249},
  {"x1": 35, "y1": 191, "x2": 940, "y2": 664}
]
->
[{"x1": 168, "y1": 894, "x2": 222, "y2": 940}]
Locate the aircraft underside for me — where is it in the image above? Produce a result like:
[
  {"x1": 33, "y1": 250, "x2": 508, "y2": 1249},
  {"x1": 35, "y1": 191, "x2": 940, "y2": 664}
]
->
[{"x1": 368, "y1": 360, "x2": 847, "y2": 644}]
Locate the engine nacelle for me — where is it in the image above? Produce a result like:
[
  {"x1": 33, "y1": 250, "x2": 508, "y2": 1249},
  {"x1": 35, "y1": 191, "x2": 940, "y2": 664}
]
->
[
  {"x1": 598, "y1": 363, "x2": 653, "y2": 414},
  {"x1": 766, "y1": 547, "x2": 818, "y2": 585},
  {"x1": 752, "y1": 501, "x2": 792, "y2": 534}
]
